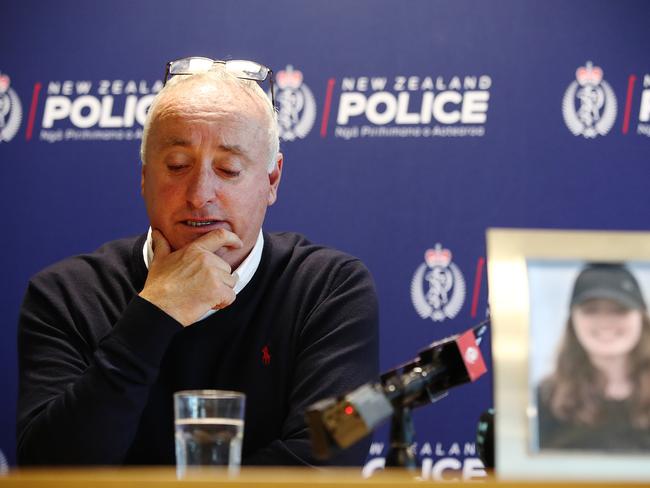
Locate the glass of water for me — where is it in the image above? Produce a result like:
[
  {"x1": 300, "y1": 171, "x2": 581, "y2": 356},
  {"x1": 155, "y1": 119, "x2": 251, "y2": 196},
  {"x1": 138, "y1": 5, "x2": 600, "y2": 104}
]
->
[{"x1": 174, "y1": 390, "x2": 246, "y2": 477}]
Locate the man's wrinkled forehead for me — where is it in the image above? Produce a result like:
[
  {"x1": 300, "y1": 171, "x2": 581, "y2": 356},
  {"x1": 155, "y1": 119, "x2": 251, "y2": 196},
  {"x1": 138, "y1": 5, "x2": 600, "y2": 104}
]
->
[
  {"x1": 146, "y1": 81, "x2": 267, "y2": 161},
  {"x1": 152, "y1": 75, "x2": 265, "y2": 122},
  {"x1": 157, "y1": 131, "x2": 249, "y2": 158}
]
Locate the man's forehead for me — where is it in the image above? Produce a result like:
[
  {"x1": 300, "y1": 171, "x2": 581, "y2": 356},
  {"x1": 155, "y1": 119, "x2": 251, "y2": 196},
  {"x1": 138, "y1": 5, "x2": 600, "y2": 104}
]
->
[
  {"x1": 156, "y1": 76, "x2": 263, "y2": 116},
  {"x1": 153, "y1": 107, "x2": 254, "y2": 129},
  {"x1": 150, "y1": 113, "x2": 267, "y2": 164},
  {"x1": 151, "y1": 89, "x2": 266, "y2": 140},
  {"x1": 158, "y1": 134, "x2": 247, "y2": 156}
]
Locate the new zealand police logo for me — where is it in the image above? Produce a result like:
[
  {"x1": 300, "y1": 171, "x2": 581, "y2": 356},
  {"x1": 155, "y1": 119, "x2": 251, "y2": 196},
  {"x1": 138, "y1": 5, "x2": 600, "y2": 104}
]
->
[
  {"x1": 562, "y1": 61, "x2": 617, "y2": 138},
  {"x1": 411, "y1": 244, "x2": 466, "y2": 322},
  {"x1": 0, "y1": 72, "x2": 22, "y2": 143},
  {"x1": 274, "y1": 65, "x2": 316, "y2": 141}
]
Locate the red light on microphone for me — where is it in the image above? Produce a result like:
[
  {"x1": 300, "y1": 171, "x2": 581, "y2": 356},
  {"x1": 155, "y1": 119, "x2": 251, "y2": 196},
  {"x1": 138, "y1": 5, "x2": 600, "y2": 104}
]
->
[{"x1": 344, "y1": 405, "x2": 355, "y2": 416}]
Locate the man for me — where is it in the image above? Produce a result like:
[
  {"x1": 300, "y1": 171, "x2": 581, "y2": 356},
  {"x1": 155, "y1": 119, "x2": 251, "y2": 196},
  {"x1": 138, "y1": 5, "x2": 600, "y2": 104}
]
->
[{"x1": 17, "y1": 58, "x2": 379, "y2": 466}]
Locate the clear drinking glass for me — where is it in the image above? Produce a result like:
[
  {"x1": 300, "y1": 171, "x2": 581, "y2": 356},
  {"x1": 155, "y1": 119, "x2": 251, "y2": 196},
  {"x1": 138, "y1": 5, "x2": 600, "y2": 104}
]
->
[{"x1": 174, "y1": 390, "x2": 246, "y2": 477}]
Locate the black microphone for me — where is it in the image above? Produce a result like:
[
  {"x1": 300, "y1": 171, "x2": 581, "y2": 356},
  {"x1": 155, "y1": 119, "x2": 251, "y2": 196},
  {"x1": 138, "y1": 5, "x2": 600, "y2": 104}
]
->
[
  {"x1": 477, "y1": 408, "x2": 494, "y2": 469},
  {"x1": 305, "y1": 322, "x2": 489, "y2": 460}
]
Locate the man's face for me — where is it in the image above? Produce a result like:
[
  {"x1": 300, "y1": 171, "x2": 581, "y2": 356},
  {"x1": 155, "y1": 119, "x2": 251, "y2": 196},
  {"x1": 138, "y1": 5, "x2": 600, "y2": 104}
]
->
[{"x1": 141, "y1": 79, "x2": 282, "y2": 268}]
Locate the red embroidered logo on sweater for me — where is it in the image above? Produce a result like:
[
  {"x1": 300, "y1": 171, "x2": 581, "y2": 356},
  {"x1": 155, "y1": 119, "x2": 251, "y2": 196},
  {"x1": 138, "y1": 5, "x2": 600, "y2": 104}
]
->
[{"x1": 262, "y1": 345, "x2": 271, "y2": 366}]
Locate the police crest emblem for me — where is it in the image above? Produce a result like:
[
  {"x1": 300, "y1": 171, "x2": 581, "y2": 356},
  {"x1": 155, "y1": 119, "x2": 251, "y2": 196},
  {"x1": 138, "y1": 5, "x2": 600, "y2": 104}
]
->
[
  {"x1": 0, "y1": 72, "x2": 22, "y2": 143},
  {"x1": 411, "y1": 244, "x2": 466, "y2": 322},
  {"x1": 562, "y1": 61, "x2": 617, "y2": 138},
  {"x1": 274, "y1": 65, "x2": 316, "y2": 141}
]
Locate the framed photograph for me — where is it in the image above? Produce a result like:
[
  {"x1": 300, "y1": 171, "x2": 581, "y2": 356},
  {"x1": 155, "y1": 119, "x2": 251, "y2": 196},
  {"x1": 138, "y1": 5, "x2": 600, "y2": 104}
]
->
[{"x1": 487, "y1": 229, "x2": 650, "y2": 480}]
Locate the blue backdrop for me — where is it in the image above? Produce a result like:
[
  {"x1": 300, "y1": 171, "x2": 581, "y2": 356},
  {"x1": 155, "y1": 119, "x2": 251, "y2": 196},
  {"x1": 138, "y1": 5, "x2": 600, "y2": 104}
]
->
[{"x1": 2, "y1": 0, "x2": 649, "y2": 478}]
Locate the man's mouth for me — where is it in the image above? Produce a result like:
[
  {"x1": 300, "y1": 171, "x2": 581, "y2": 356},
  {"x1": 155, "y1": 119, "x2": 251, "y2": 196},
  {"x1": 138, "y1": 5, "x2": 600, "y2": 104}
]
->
[{"x1": 184, "y1": 219, "x2": 224, "y2": 228}]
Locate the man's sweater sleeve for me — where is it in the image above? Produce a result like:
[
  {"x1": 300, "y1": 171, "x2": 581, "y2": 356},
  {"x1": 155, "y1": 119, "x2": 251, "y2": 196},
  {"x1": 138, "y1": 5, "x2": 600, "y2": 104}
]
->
[
  {"x1": 16, "y1": 270, "x2": 181, "y2": 465},
  {"x1": 244, "y1": 258, "x2": 380, "y2": 466}
]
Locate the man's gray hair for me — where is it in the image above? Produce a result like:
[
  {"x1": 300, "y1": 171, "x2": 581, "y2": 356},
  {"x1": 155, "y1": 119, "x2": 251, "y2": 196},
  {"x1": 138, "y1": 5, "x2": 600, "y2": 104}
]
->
[{"x1": 140, "y1": 67, "x2": 279, "y2": 173}]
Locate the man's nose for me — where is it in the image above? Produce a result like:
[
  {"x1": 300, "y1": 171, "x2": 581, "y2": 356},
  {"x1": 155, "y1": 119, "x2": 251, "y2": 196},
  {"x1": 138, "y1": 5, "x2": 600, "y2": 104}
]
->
[{"x1": 186, "y1": 165, "x2": 219, "y2": 209}]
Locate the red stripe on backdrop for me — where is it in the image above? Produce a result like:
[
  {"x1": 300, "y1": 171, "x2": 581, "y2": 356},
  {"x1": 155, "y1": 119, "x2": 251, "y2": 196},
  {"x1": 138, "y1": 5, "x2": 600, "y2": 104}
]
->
[
  {"x1": 622, "y1": 74, "x2": 637, "y2": 135},
  {"x1": 470, "y1": 256, "x2": 485, "y2": 318},
  {"x1": 320, "y1": 78, "x2": 336, "y2": 138},
  {"x1": 25, "y1": 82, "x2": 42, "y2": 141}
]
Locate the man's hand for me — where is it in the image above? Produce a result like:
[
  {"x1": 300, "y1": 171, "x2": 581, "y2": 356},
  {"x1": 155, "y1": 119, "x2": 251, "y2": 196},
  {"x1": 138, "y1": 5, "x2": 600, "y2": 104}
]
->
[{"x1": 139, "y1": 229, "x2": 243, "y2": 326}]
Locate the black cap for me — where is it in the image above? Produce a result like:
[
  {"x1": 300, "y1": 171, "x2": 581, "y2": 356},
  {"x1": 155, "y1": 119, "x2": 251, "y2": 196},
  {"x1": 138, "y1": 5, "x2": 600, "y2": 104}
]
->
[{"x1": 571, "y1": 263, "x2": 647, "y2": 310}]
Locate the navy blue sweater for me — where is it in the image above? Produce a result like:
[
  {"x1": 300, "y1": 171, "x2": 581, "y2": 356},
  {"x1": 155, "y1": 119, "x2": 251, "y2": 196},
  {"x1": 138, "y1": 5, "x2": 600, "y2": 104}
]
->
[{"x1": 17, "y1": 232, "x2": 379, "y2": 466}]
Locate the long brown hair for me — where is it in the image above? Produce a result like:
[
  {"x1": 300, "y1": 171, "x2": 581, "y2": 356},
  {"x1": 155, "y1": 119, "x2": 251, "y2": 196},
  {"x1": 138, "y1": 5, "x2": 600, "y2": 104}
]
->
[{"x1": 544, "y1": 312, "x2": 650, "y2": 428}]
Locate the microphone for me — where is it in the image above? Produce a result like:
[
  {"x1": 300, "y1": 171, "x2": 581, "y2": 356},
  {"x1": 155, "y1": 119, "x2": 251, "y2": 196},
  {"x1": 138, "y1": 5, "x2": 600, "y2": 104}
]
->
[
  {"x1": 305, "y1": 322, "x2": 489, "y2": 460},
  {"x1": 0, "y1": 449, "x2": 7, "y2": 475},
  {"x1": 477, "y1": 408, "x2": 495, "y2": 469}
]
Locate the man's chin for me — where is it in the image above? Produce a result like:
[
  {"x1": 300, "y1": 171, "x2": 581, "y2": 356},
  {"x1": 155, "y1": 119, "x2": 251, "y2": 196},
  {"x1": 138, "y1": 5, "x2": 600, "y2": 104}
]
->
[
  {"x1": 168, "y1": 224, "x2": 230, "y2": 248},
  {"x1": 164, "y1": 231, "x2": 250, "y2": 269},
  {"x1": 215, "y1": 246, "x2": 249, "y2": 270}
]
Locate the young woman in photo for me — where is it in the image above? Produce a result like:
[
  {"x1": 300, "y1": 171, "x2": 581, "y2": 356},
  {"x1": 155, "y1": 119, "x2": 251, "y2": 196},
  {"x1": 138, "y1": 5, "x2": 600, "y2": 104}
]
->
[{"x1": 537, "y1": 263, "x2": 650, "y2": 451}]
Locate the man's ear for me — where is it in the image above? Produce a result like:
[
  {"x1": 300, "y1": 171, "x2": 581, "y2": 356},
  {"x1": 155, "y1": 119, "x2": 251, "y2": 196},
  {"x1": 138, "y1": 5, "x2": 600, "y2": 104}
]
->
[
  {"x1": 141, "y1": 164, "x2": 146, "y2": 197},
  {"x1": 267, "y1": 152, "x2": 283, "y2": 206}
]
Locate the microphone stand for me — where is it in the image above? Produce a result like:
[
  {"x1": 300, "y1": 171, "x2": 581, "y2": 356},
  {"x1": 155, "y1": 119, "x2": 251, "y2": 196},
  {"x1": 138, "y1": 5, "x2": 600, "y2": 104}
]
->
[{"x1": 385, "y1": 405, "x2": 417, "y2": 469}]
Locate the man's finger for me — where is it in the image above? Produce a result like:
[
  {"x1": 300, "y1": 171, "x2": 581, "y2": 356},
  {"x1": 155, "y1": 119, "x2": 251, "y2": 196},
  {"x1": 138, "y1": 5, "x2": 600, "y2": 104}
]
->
[
  {"x1": 210, "y1": 269, "x2": 237, "y2": 289},
  {"x1": 151, "y1": 229, "x2": 171, "y2": 261},
  {"x1": 212, "y1": 287, "x2": 236, "y2": 311},
  {"x1": 192, "y1": 228, "x2": 243, "y2": 253},
  {"x1": 211, "y1": 256, "x2": 232, "y2": 274},
  {"x1": 223, "y1": 271, "x2": 238, "y2": 289}
]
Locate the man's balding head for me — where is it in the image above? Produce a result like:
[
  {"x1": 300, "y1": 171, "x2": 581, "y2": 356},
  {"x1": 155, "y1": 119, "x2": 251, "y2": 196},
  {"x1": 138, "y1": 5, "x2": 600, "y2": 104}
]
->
[{"x1": 141, "y1": 67, "x2": 279, "y2": 173}]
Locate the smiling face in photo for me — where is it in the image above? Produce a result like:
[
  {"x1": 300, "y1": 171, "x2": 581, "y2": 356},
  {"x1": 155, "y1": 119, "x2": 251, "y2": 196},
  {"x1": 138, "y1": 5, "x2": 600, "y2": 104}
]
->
[{"x1": 572, "y1": 298, "x2": 643, "y2": 360}]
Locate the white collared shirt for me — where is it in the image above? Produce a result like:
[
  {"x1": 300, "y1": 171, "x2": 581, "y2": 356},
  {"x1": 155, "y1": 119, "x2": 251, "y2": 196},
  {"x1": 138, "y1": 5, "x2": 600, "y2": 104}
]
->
[{"x1": 142, "y1": 228, "x2": 264, "y2": 320}]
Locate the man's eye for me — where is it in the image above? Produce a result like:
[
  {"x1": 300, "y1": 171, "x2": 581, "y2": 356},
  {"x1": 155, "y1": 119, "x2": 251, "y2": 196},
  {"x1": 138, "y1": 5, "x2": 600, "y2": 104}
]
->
[
  {"x1": 167, "y1": 164, "x2": 189, "y2": 172},
  {"x1": 221, "y1": 169, "x2": 241, "y2": 178}
]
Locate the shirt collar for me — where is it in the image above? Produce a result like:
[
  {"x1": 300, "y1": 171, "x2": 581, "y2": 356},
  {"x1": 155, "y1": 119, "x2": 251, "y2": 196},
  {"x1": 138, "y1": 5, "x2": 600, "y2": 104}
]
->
[{"x1": 143, "y1": 228, "x2": 264, "y2": 297}]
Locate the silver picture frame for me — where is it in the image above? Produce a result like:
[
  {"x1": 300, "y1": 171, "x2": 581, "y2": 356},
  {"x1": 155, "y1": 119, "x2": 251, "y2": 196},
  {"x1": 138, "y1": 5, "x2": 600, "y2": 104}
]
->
[{"x1": 487, "y1": 228, "x2": 650, "y2": 481}]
